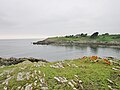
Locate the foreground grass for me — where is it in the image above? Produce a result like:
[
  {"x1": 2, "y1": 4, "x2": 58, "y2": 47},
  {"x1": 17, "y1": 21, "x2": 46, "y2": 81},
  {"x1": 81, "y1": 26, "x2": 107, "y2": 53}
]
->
[{"x1": 0, "y1": 57, "x2": 120, "y2": 90}]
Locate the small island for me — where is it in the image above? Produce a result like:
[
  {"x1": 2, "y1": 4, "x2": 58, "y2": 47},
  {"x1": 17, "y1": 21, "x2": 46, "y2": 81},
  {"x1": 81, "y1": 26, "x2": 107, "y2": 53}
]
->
[{"x1": 33, "y1": 32, "x2": 120, "y2": 46}]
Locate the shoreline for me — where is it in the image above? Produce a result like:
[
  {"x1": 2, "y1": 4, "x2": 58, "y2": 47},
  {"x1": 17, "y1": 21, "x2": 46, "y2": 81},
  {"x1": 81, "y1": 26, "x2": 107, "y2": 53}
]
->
[
  {"x1": 0, "y1": 56, "x2": 119, "y2": 66},
  {"x1": 0, "y1": 57, "x2": 48, "y2": 66},
  {"x1": 33, "y1": 37, "x2": 120, "y2": 47}
]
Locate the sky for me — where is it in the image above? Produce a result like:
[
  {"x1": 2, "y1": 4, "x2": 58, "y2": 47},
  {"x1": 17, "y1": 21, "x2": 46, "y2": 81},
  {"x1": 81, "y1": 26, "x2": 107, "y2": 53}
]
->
[{"x1": 0, "y1": 0, "x2": 120, "y2": 39}]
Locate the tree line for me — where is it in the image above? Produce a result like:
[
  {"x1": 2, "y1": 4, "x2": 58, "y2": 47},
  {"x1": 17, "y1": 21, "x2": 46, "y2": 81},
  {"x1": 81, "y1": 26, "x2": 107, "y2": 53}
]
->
[{"x1": 65, "y1": 32, "x2": 120, "y2": 39}]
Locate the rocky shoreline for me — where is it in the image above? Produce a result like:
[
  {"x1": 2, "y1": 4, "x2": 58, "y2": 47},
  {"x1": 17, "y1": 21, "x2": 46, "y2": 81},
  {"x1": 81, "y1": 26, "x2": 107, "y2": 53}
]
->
[
  {"x1": 0, "y1": 57, "x2": 48, "y2": 66},
  {"x1": 33, "y1": 38, "x2": 120, "y2": 47},
  {"x1": 0, "y1": 56, "x2": 119, "y2": 67}
]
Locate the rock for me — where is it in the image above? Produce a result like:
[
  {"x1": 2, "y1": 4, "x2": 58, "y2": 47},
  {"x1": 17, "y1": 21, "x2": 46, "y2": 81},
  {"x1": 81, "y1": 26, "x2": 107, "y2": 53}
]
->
[
  {"x1": 0, "y1": 65, "x2": 5, "y2": 68},
  {"x1": 78, "y1": 80, "x2": 83, "y2": 84},
  {"x1": 112, "y1": 68, "x2": 119, "y2": 71},
  {"x1": 34, "y1": 70, "x2": 37, "y2": 75},
  {"x1": 107, "y1": 79, "x2": 114, "y2": 84},
  {"x1": 4, "y1": 86, "x2": 7, "y2": 90},
  {"x1": 54, "y1": 76, "x2": 68, "y2": 83},
  {"x1": 26, "y1": 72, "x2": 30, "y2": 80},
  {"x1": 35, "y1": 76, "x2": 38, "y2": 79},
  {"x1": 68, "y1": 75, "x2": 83, "y2": 90},
  {"x1": 73, "y1": 87, "x2": 78, "y2": 90},
  {"x1": 21, "y1": 86, "x2": 24, "y2": 90},
  {"x1": 31, "y1": 73, "x2": 34, "y2": 78},
  {"x1": 67, "y1": 63, "x2": 71, "y2": 66},
  {"x1": 71, "y1": 64, "x2": 78, "y2": 68},
  {"x1": 0, "y1": 57, "x2": 48, "y2": 66},
  {"x1": 74, "y1": 75, "x2": 79, "y2": 78},
  {"x1": 41, "y1": 87, "x2": 48, "y2": 90},
  {"x1": 54, "y1": 77, "x2": 61, "y2": 82},
  {"x1": 17, "y1": 72, "x2": 24, "y2": 81},
  {"x1": 19, "y1": 66, "x2": 27, "y2": 70},
  {"x1": 71, "y1": 80, "x2": 76, "y2": 85},
  {"x1": 34, "y1": 62, "x2": 46, "y2": 67},
  {"x1": 38, "y1": 70, "x2": 41, "y2": 74},
  {"x1": 79, "y1": 84, "x2": 84, "y2": 90},
  {"x1": 40, "y1": 78, "x2": 45, "y2": 84},
  {"x1": 108, "y1": 85, "x2": 115, "y2": 90},
  {"x1": 50, "y1": 62, "x2": 64, "y2": 68},
  {"x1": 2, "y1": 76, "x2": 13, "y2": 85},
  {"x1": 17, "y1": 86, "x2": 21, "y2": 90},
  {"x1": 0, "y1": 73, "x2": 4, "y2": 77},
  {"x1": 34, "y1": 80, "x2": 37, "y2": 86},
  {"x1": 25, "y1": 83, "x2": 33, "y2": 90},
  {"x1": 68, "y1": 81, "x2": 74, "y2": 88}
]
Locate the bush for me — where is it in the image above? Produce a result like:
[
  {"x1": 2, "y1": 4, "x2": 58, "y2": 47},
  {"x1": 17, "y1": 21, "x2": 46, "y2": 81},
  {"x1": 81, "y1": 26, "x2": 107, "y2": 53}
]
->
[{"x1": 90, "y1": 32, "x2": 99, "y2": 38}]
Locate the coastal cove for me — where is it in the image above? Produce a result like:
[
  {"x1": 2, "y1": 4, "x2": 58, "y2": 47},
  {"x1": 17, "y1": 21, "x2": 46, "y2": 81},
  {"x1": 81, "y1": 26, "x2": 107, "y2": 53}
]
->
[{"x1": 0, "y1": 39, "x2": 120, "y2": 61}]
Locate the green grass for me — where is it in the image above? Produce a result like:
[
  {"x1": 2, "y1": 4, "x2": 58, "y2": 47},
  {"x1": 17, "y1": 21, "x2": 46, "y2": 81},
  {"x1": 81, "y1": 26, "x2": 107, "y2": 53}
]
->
[
  {"x1": 0, "y1": 58, "x2": 120, "y2": 90},
  {"x1": 49, "y1": 34, "x2": 120, "y2": 43}
]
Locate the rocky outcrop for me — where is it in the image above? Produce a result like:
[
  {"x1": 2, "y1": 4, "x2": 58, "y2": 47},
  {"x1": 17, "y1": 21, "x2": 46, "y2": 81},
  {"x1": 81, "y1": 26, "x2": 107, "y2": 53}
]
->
[
  {"x1": 0, "y1": 57, "x2": 48, "y2": 66},
  {"x1": 33, "y1": 38, "x2": 120, "y2": 46}
]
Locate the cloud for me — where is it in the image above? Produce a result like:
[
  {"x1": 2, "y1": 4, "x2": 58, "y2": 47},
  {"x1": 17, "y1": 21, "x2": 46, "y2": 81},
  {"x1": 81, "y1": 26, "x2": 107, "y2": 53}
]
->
[{"x1": 0, "y1": 0, "x2": 120, "y2": 38}]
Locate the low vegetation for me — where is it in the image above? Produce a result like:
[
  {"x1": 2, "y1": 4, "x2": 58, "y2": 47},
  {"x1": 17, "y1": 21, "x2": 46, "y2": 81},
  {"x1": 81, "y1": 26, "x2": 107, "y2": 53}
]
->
[
  {"x1": 0, "y1": 56, "x2": 120, "y2": 90},
  {"x1": 51, "y1": 32, "x2": 120, "y2": 42},
  {"x1": 33, "y1": 32, "x2": 120, "y2": 46}
]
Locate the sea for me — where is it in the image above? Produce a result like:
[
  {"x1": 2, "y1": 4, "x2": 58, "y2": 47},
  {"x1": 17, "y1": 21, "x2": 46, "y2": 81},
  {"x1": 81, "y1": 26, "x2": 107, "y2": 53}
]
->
[{"x1": 0, "y1": 39, "x2": 120, "y2": 61}]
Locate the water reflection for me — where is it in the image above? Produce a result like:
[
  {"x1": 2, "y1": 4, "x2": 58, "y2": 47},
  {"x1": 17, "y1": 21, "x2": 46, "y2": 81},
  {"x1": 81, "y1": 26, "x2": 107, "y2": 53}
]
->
[{"x1": 89, "y1": 46, "x2": 98, "y2": 54}]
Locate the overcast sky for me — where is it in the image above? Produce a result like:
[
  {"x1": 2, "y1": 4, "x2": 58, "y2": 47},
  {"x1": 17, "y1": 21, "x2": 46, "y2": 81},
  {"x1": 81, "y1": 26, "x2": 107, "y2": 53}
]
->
[{"x1": 0, "y1": 0, "x2": 120, "y2": 39}]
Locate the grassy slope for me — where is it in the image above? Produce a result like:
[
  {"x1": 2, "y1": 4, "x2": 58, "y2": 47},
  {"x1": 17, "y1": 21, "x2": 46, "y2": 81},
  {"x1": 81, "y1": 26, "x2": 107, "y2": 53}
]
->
[
  {"x1": 0, "y1": 57, "x2": 120, "y2": 90},
  {"x1": 49, "y1": 35, "x2": 120, "y2": 43}
]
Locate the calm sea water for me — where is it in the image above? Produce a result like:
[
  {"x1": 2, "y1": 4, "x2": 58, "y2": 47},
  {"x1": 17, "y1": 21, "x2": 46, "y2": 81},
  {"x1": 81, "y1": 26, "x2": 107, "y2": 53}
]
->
[{"x1": 0, "y1": 39, "x2": 120, "y2": 61}]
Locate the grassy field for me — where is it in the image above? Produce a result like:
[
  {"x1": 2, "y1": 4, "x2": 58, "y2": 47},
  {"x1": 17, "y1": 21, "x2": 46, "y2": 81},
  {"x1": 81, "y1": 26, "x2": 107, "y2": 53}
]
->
[
  {"x1": 49, "y1": 34, "x2": 120, "y2": 42},
  {"x1": 0, "y1": 57, "x2": 120, "y2": 90}
]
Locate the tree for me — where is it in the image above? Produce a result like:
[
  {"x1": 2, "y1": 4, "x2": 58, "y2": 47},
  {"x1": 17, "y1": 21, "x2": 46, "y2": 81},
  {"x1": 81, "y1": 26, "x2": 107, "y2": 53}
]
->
[
  {"x1": 104, "y1": 33, "x2": 109, "y2": 36},
  {"x1": 75, "y1": 33, "x2": 87, "y2": 37},
  {"x1": 90, "y1": 32, "x2": 99, "y2": 38},
  {"x1": 102, "y1": 33, "x2": 109, "y2": 36}
]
